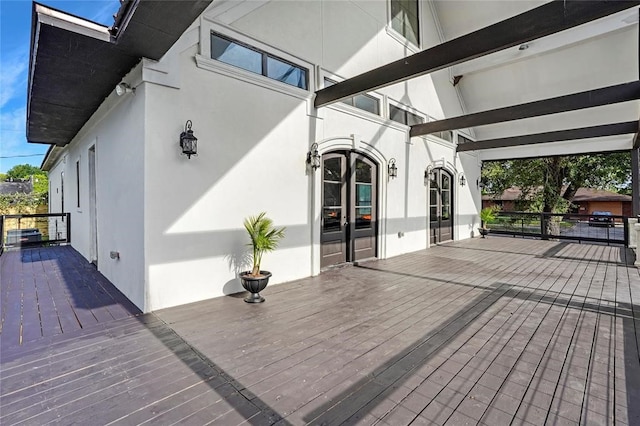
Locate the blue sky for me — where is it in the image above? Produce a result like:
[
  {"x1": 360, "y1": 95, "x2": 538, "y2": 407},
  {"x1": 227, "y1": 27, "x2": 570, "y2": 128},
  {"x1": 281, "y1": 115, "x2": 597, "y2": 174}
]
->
[{"x1": 0, "y1": 0, "x2": 119, "y2": 174}]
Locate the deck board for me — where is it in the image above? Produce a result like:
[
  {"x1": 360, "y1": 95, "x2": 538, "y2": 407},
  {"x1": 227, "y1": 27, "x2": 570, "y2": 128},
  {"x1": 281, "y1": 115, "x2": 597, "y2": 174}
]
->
[{"x1": 1, "y1": 239, "x2": 639, "y2": 425}]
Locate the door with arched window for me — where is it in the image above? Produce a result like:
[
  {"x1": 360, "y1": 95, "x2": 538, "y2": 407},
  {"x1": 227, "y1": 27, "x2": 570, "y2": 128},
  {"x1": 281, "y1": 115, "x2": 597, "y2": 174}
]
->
[
  {"x1": 429, "y1": 168, "x2": 453, "y2": 244},
  {"x1": 321, "y1": 151, "x2": 377, "y2": 267}
]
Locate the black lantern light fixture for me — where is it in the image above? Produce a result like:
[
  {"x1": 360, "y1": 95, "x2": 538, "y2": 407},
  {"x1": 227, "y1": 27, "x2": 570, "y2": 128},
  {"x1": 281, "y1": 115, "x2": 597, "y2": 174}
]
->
[
  {"x1": 424, "y1": 166, "x2": 434, "y2": 185},
  {"x1": 179, "y1": 120, "x2": 198, "y2": 159},
  {"x1": 459, "y1": 174, "x2": 466, "y2": 186},
  {"x1": 306, "y1": 142, "x2": 321, "y2": 170},
  {"x1": 388, "y1": 158, "x2": 398, "y2": 179}
]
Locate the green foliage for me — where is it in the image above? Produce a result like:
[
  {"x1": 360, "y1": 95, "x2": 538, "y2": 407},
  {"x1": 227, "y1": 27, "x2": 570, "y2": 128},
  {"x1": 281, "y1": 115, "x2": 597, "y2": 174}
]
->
[
  {"x1": 0, "y1": 192, "x2": 48, "y2": 214},
  {"x1": 480, "y1": 207, "x2": 498, "y2": 228},
  {"x1": 6, "y1": 164, "x2": 43, "y2": 180},
  {"x1": 481, "y1": 153, "x2": 631, "y2": 214},
  {"x1": 0, "y1": 173, "x2": 7, "y2": 182},
  {"x1": 244, "y1": 212, "x2": 286, "y2": 276}
]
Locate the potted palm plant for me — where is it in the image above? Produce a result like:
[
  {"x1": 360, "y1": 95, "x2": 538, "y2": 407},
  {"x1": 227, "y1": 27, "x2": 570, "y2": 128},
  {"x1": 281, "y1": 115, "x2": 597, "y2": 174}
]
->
[
  {"x1": 479, "y1": 207, "x2": 497, "y2": 238},
  {"x1": 240, "y1": 212, "x2": 286, "y2": 303}
]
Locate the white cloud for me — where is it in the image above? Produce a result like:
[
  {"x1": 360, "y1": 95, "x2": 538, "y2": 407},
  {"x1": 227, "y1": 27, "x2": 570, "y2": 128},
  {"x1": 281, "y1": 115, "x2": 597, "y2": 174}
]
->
[{"x1": 0, "y1": 50, "x2": 28, "y2": 109}]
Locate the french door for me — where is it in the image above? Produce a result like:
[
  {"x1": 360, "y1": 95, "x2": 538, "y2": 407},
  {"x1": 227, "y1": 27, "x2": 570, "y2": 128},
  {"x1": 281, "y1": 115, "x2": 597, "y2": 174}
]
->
[
  {"x1": 321, "y1": 151, "x2": 377, "y2": 268},
  {"x1": 429, "y1": 168, "x2": 453, "y2": 244}
]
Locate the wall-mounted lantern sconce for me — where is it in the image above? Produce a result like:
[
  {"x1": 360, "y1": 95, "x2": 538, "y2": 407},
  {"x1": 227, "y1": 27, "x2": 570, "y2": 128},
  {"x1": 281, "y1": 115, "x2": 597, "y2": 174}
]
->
[
  {"x1": 115, "y1": 82, "x2": 134, "y2": 96},
  {"x1": 306, "y1": 142, "x2": 321, "y2": 171},
  {"x1": 424, "y1": 166, "x2": 434, "y2": 185},
  {"x1": 388, "y1": 158, "x2": 398, "y2": 179},
  {"x1": 477, "y1": 177, "x2": 485, "y2": 189},
  {"x1": 179, "y1": 120, "x2": 198, "y2": 159},
  {"x1": 459, "y1": 174, "x2": 466, "y2": 186}
]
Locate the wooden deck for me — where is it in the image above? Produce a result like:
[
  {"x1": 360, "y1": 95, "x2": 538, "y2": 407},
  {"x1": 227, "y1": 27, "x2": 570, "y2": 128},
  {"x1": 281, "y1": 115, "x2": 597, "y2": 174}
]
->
[{"x1": 1, "y1": 238, "x2": 639, "y2": 425}]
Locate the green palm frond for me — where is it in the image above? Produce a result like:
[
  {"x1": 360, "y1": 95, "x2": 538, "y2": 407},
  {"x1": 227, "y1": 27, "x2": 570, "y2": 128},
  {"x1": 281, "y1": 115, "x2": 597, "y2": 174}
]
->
[{"x1": 244, "y1": 212, "x2": 286, "y2": 276}]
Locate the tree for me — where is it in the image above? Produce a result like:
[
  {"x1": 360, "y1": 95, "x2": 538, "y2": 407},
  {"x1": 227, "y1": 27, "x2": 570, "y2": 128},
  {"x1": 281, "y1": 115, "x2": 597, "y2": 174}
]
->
[
  {"x1": 482, "y1": 152, "x2": 631, "y2": 214},
  {"x1": 5, "y1": 164, "x2": 48, "y2": 195}
]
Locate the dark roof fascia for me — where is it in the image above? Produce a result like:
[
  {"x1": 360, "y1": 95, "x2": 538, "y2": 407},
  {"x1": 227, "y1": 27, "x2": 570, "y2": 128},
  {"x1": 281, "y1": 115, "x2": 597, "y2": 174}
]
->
[{"x1": 27, "y1": 0, "x2": 213, "y2": 146}]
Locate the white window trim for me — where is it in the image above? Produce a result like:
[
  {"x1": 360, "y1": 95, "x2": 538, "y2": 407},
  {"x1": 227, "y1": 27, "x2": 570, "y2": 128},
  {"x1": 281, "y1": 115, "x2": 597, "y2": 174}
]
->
[
  {"x1": 386, "y1": 0, "x2": 422, "y2": 52},
  {"x1": 388, "y1": 98, "x2": 427, "y2": 126},
  {"x1": 198, "y1": 21, "x2": 315, "y2": 100},
  {"x1": 321, "y1": 71, "x2": 385, "y2": 120}
]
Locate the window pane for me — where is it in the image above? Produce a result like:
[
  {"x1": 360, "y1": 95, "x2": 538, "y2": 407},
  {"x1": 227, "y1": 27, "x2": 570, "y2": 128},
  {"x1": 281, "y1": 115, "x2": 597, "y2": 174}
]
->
[
  {"x1": 323, "y1": 208, "x2": 341, "y2": 232},
  {"x1": 441, "y1": 175, "x2": 450, "y2": 190},
  {"x1": 323, "y1": 182, "x2": 341, "y2": 207},
  {"x1": 391, "y1": 0, "x2": 419, "y2": 45},
  {"x1": 211, "y1": 34, "x2": 262, "y2": 74},
  {"x1": 442, "y1": 191, "x2": 450, "y2": 206},
  {"x1": 353, "y1": 94, "x2": 379, "y2": 115},
  {"x1": 430, "y1": 188, "x2": 437, "y2": 205},
  {"x1": 356, "y1": 184, "x2": 371, "y2": 205},
  {"x1": 441, "y1": 206, "x2": 450, "y2": 220},
  {"x1": 406, "y1": 110, "x2": 424, "y2": 126},
  {"x1": 389, "y1": 105, "x2": 406, "y2": 124},
  {"x1": 324, "y1": 157, "x2": 341, "y2": 181},
  {"x1": 267, "y1": 56, "x2": 307, "y2": 89},
  {"x1": 355, "y1": 207, "x2": 372, "y2": 229},
  {"x1": 430, "y1": 206, "x2": 438, "y2": 220},
  {"x1": 355, "y1": 160, "x2": 372, "y2": 183}
]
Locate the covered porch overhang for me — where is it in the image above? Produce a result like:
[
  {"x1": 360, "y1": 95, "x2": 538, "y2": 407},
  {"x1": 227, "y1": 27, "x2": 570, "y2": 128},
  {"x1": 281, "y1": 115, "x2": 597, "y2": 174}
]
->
[{"x1": 314, "y1": 0, "x2": 640, "y2": 215}]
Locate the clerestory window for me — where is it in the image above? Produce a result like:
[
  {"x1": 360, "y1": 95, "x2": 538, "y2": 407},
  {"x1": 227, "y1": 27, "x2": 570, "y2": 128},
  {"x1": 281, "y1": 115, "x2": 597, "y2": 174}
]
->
[
  {"x1": 390, "y1": 0, "x2": 420, "y2": 46},
  {"x1": 211, "y1": 32, "x2": 308, "y2": 90},
  {"x1": 389, "y1": 104, "x2": 424, "y2": 126},
  {"x1": 324, "y1": 78, "x2": 380, "y2": 115}
]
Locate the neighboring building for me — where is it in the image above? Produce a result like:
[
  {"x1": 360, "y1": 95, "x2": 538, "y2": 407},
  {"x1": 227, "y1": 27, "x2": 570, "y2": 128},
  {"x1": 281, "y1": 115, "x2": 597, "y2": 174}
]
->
[
  {"x1": 482, "y1": 186, "x2": 633, "y2": 218},
  {"x1": 0, "y1": 178, "x2": 33, "y2": 195},
  {"x1": 27, "y1": 2, "x2": 639, "y2": 312},
  {"x1": 482, "y1": 187, "x2": 537, "y2": 212},
  {"x1": 570, "y1": 188, "x2": 633, "y2": 217}
]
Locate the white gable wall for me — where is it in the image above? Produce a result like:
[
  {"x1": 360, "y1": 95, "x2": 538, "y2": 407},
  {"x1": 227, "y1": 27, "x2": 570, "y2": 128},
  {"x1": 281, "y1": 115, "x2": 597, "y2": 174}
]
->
[{"x1": 138, "y1": 0, "x2": 480, "y2": 311}]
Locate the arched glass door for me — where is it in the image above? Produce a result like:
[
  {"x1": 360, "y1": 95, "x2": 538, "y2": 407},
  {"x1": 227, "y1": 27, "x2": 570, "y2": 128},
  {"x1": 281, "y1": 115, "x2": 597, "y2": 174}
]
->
[
  {"x1": 321, "y1": 151, "x2": 377, "y2": 267},
  {"x1": 430, "y1": 168, "x2": 453, "y2": 244}
]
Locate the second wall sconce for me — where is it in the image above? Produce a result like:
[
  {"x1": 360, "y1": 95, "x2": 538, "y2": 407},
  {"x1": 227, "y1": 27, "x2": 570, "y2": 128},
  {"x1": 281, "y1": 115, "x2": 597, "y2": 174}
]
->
[
  {"x1": 179, "y1": 120, "x2": 198, "y2": 159},
  {"x1": 459, "y1": 174, "x2": 466, "y2": 186},
  {"x1": 306, "y1": 143, "x2": 321, "y2": 171},
  {"x1": 388, "y1": 158, "x2": 397, "y2": 179}
]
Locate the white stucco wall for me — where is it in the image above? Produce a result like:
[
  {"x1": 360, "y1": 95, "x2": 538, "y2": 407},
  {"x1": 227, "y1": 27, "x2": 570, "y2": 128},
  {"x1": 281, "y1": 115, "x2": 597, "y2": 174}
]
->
[
  {"x1": 137, "y1": 0, "x2": 481, "y2": 311},
  {"x1": 45, "y1": 75, "x2": 146, "y2": 310}
]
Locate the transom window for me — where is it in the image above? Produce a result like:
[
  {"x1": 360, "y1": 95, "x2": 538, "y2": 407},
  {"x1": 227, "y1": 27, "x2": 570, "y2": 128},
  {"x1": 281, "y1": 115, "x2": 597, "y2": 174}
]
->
[
  {"x1": 324, "y1": 78, "x2": 380, "y2": 115},
  {"x1": 211, "y1": 32, "x2": 308, "y2": 90},
  {"x1": 390, "y1": 0, "x2": 420, "y2": 46},
  {"x1": 458, "y1": 134, "x2": 474, "y2": 145},
  {"x1": 389, "y1": 104, "x2": 424, "y2": 126}
]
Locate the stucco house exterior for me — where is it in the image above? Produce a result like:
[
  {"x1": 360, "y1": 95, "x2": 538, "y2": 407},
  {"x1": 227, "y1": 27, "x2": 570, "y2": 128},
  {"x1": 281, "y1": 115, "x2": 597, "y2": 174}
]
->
[{"x1": 27, "y1": 1, "x2": 640, "y2": 312}]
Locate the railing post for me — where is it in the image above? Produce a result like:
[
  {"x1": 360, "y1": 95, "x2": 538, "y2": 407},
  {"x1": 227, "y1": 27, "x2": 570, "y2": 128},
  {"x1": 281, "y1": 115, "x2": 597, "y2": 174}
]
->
[
  {"x1": 624, "y1": 217, "x2": 629, "y2": 247},
  {"x1": 0, "y1": 215, "x2": 4, "y2": 254},
  {"x1": 66, "y1": 213, "x2": 71, "y2": 244},
  {"x1": 541, "y1": 212, "x2": 548, "y2": 240}
]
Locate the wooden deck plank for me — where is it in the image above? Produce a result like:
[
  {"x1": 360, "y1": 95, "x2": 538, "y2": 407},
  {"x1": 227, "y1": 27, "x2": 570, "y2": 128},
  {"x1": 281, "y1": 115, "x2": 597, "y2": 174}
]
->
[{"x1": 1, "y1": 239, "x2": 639, "y2": 425}]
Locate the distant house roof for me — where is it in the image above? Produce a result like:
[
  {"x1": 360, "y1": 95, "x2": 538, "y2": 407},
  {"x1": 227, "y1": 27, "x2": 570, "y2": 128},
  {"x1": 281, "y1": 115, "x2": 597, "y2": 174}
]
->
[
  {"x1": 571, "y1": 187, "x2": 632, "y2": 202},
  {"x1": 482, "y1": 186, "x2": 631, "y2": 203},
  {"x1": 482, "y1": 186, "x2": 539, "y2": 201},
  {"x1": 0, "y1": 179, "x2": 33, "y2": 195}
]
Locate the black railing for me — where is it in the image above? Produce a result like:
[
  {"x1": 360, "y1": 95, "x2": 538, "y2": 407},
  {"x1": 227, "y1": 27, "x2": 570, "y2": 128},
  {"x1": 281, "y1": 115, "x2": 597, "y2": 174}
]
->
[
  {"x1": 0, "y1": 213, "x2": 71, "y2": 252},
  {"x1": 488, "y1": 212, "x2": 628, "y2": 246}
]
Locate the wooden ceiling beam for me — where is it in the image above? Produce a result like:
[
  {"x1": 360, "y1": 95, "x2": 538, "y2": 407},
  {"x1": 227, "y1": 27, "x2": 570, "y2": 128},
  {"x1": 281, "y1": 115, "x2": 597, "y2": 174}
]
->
[
  {"x1": 457, "y1": 121, "x2": 638, "y2": 152},
  {"x1": 411, "y1": 81, "x2": 640, "y2": 137},
  {"x1": 314, "y1": 1, "x2": 640, "y2": 108}
]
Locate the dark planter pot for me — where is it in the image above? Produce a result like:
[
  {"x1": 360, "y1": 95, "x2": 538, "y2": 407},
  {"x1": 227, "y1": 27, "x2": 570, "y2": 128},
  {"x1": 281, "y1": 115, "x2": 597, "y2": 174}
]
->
[
  {"x1": 478, "y1": 228, "x2": 490, "y2": 238},
  {"x1": 239, "y1": 271, "x2": 272, "y2": 303}
]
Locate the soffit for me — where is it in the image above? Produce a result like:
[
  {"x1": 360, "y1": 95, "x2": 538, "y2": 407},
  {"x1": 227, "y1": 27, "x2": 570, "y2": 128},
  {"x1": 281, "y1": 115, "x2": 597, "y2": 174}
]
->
[{"x1": 28, "y1": 1, "x2": 212, "y2": 147}]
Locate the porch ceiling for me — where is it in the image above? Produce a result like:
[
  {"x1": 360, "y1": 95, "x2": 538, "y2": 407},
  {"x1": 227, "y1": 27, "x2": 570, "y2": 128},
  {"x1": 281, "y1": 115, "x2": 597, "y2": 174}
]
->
[
  {"x1": 27, "y1": 1, "x2": 212, "y2": 147},
  {"x1": 314, "y1": 1, "x2": 639, "y2": 157}
]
